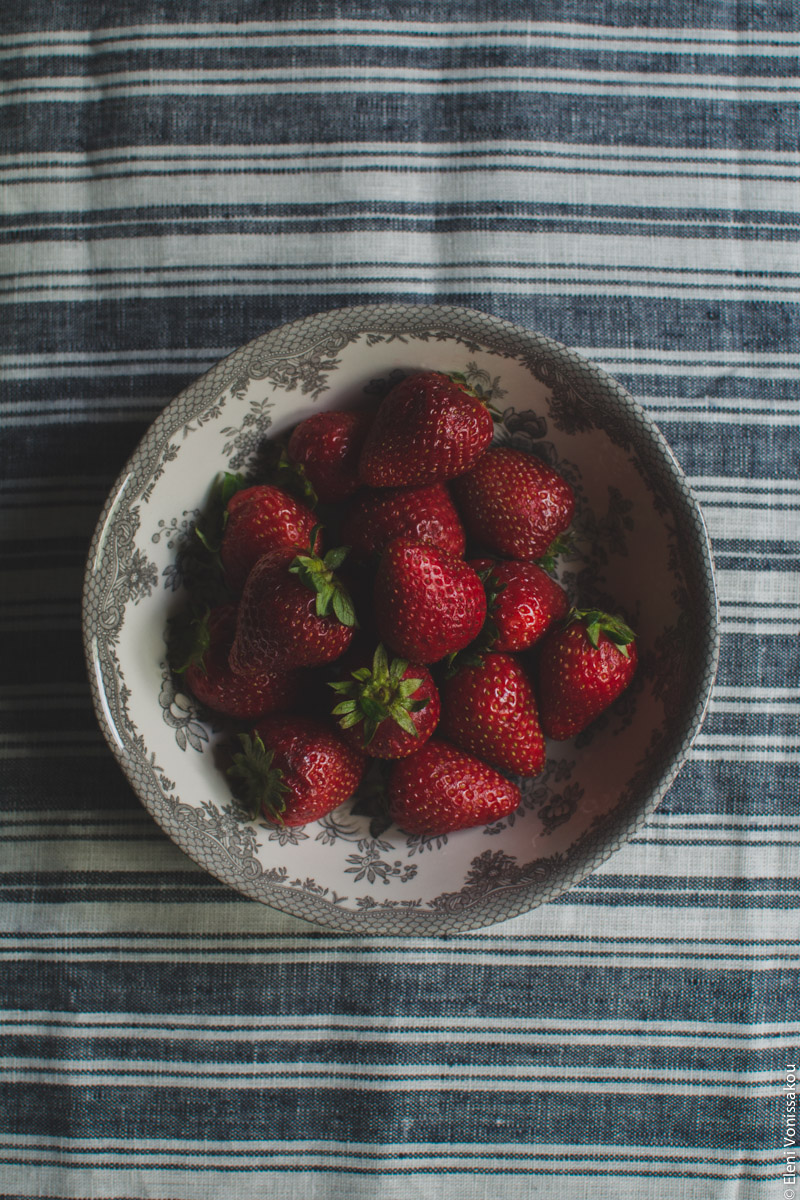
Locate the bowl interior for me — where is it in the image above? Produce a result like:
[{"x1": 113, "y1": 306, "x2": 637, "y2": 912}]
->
[{"x1": 82, "y1": 304, "x2": 719, "y2": 934}]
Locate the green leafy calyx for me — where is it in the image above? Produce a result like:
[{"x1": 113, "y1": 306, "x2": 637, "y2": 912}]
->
[
  {"x1": 329, "y1": 643, "x2": 429, "y2": 744},
  {"x1": 227, "y1": 732, "x2": 290, "y2": 823},
  {"x1": 195, "y1": 471, "x2": 245, "y2": 555},
  {"x1": 289, "y1": 528, "x2": 357, "y2": 627},
  {"x1": 569, "y1": 608, "x2": 637, "y2": 657},
  {"x1": 166, "y1": 605, "x2": 212, "y2": 675},
  {"x1": 535, "y1": 531, "x2": 574, "y2": 573}
]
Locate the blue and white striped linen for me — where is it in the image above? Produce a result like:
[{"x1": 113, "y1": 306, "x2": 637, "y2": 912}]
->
[{"x1": 2, "y1": 4, "x2": 798, "y2": 1198}]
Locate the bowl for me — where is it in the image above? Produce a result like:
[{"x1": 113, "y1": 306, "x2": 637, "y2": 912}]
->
[{"x1": 82, "y1": 303, "x2": 719, "y2": 934}]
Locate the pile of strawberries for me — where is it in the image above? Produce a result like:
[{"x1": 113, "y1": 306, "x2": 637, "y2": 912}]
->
[{"x1": 171, "y1": 371, "x2": 637, "y2": 837}]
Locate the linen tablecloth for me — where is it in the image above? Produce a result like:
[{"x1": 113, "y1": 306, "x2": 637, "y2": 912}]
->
[{"x1": 3, "y1": 3, "x2": 798, "y2": 1198}]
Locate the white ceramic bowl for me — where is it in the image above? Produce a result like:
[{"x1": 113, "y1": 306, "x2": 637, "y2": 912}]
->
[{"x1": 82, "y1": 304, "x2": 719, "y2": 934}]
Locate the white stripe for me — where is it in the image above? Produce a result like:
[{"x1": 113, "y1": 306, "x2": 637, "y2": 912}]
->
[
  {"x1": 690, "y1": 748, "x2": 799, "y2": 762},
  {"x1": 690, "y1": 481, "x2": 800, "y2": 502},
  {"x1": 0, "y1": 1059, "x2": 783, "y2": 1094},
  {"x1": 3, "y1": 68, "x2": 800, "y2": 107},
  {"x1": 0, "y1": 895, "x2": 785, "y2": 946},
  {"x1": 8, "y1": 282, "x2": 797, "y2": 305},
  {"x1": 606, "y1": 363, "x2": 800, "y2": 381},
  {"x1": 0, "y1": 944, "x2": 793, "y2": 969},
  {"x1": 0, "y1": 1134, "x2": 780, "y2": 1165},
  {"x1": 6, "y1": 230, "x2": 796, "y2": 275},
  {"x1": 8, "y1": 156, "x2": 800, "y2": 218},
  {"x1": 702, "y1": 506, "x2": 799, "y2": 543},
  {"x1": 5, "y1": 1009, "x2": 798, "y2": 1039},
  {"x1": 637, "y1": 411, "x2": 800, "y2": 427},
  {"x1": 4, "y1": 830, "x2": 797, "y2": 882},
  {"x1": 2, "y1": 19, "x2": 800, "y2": 55},
  {"x1": 5, "y1": 347, "x2": 800, "y2": 384},
  {"x1": 692, "y1": 476, "x2": 800, "y2": 491},
  {"x1": 0, "y1": 1140, "x2": 779, "y2": 1184},
  {"x1": 0, "y1": 1167, "x2": 767, "y2": 1200},
  {"x1": 5, "y1": 138, "x2": 800, "y2": 167},
  {"x1": 709, "y1": 698, "x2": 800, "y2": 713}
]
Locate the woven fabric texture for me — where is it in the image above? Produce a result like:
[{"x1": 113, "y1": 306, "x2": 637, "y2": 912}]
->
[{"x1": 2, "y1": 3, "x2": 798, "y2": 1198}]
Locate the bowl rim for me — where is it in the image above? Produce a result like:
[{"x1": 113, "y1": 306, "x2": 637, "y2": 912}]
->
[{"x1": 81, "y1": 301, "x2": 720, "y2": 934}]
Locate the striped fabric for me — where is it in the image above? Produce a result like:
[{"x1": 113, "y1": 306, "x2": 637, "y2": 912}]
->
[{"x1": 2, "y1": 3, "x2": 798, "y2": 1198}]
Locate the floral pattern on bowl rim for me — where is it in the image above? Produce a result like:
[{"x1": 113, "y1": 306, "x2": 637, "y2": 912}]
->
[{"x1": 81, "y1": 303, "x2": 719, "y2": 934}]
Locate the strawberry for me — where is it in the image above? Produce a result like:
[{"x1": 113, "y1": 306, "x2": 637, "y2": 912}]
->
[
  {"x1": 470, "y1": 557, "x2": 569, "y2": 652},
  {"x1": 439, "y1": 652, "x2": 546, "y2": 776},
  {"x1": 358, "y1": 371, "x2": 494, "y2": 487},
  {"x1": 287, "y1": 408, "x2": 372, "y2": 503},
  {"x1": 178, "y1": 604, "x2": 300, "y2": 720},
  {"x1": 373, "y1": 536, "x2": 487, "y2": 664},
  {"x1": 229, "y1": 714, "x2": 365, "y2": 826},
  {"x1": 388, "y1": 738, "x2": 520, "y2": 834},
  {"x1": 220, "y1": 484, "x2": 320, "y2": 592},
  {"x1": 451, "y1": 446, "x2": 574, "y2": 561},
  {"x1": 341, "y1": 482, "x2": 466, "y2": 561},
  {"x1": 229, "y1": 538, "x2": 356, "y2": 673},
  {"x1": 536, "y1": 608, "x2": 638, "y2": 740},
  {"x1": 329, "y1": 642, "x2": 440, "y2": 758}
]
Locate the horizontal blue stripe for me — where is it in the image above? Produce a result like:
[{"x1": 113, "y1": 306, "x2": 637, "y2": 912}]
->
[
  {"x1": 4, "y1": 0, "x2": 799, "y2": 33},
  {"x1": 4, "y1": 958, "x2": 794, "y2": 1023},
  {"x1": 0, "y1": 1082, "x2": 774, "y2": 1149},
  {"x1": 6, "y1": 93, "x2": 797, "y2": 153},
  {"x1": 636, "y1": 760, "x2": 800, "y2": 815},
  {"x1": 5, "y1": 296, "x2": 800, "y2": 358},
  {"x1": 6, "y1": 44, "x2": 800, "y2": 77}
]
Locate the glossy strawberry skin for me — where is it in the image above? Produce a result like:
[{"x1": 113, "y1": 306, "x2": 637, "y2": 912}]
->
[
  {"x1": 229, "y1": 547, "x2": 354, "y2": 673},
  {"x1": 388, "y1": 738, "x2": 521, "y2": 834},
  {"x1": 358, "y1": 371, "x2": 494, "y2": 487},
  {"x1": 287, "y1": 408, "x2": 372, "y2": 503},
  {"x1": 470, "y1": 557, "x2": 569, "y2": 651},
  {"x1": 185, "y1": 604, "x2": 300, "y2": 720},
  {"x1": 250, "y1": 714, "x2": 365, "y2": 826},
  {"x1": 220, "y1": 484, "x2": 320, "y2": 592},
  {"x1": 373, "y1": 536, "x2": 487, "y2": 664},
  {"x1": 341, "y1": 482, "x2": 466, "y2": 560},
  {"x1": 452, "y1": 447, "x2": 574, "y2": 560},
  {"x1": 439, "y1": 652, "x2": 546, "y2": 777},
  {"x1": 536, "y1": 618, "x2": 638, "y2": 740}
]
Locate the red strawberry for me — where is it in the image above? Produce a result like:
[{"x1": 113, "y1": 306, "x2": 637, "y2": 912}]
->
[
  {"x1": 180, "y1": 604, "x2": 300, "y2": 720},
  {"x1": 452, "y1": 446, "x2": 574, "y2": 561},
  {"x1": 439, "y1": 652, "x2": 546, "y2": 776},
  {"x1": 388, "y1": 738, "x2": 520, "y2": 834},
  {"x1": 329, "y1": 643, "x2": 440, "y2": 758},
  {"x1": 373, "y1": 536, "x2": 487, "y2": 664},
  {"x1": 341, "y1": 482, "x2": 466, "y2": 561},
  {"x1": 287, "y1": 408, "x2": 372, "y2": 503},
  {"x1": 358, "y1": 371, "x2": 494, "y2": 487},
  {"x1": 229, "y1": 540, "x2": 356, "y2": 673},
  {"x1": 220, "y1": 484, "x2": 320, "y2": 592},
  {"x1": 536, "y1": 609, "x2": 638, "y2": 740},
  {"x1": 470, "y1": 557, "x2": 569, "y2": 652},
  {"x1": 229, "y1": 714, "x2": 365, "y2": 826}
]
